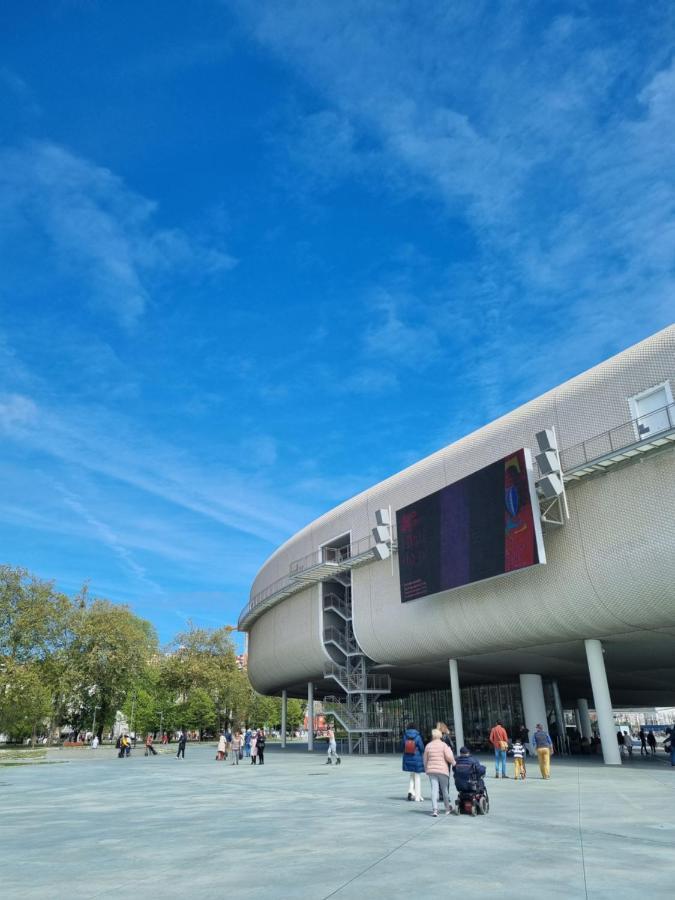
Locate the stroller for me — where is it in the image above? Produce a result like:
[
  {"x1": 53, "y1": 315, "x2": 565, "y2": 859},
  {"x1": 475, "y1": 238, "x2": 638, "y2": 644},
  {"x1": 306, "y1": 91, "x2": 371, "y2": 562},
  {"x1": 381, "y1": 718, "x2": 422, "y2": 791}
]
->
[{"x1": 453, "y1": 758, "x2": 490, "y2": 816}]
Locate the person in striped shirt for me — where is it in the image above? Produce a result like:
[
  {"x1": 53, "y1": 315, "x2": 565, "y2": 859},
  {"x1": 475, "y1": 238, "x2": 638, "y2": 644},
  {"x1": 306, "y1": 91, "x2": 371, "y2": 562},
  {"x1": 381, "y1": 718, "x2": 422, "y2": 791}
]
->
[{"x1": 512, "y1": 738, "x2": 526, "y2": 780}]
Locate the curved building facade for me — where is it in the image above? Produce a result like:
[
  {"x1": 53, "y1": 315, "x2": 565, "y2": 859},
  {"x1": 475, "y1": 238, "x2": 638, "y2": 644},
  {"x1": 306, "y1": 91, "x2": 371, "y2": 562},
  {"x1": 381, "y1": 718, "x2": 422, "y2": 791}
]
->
[{"x1": 239, "y1": 326, "x2": 675, "y2": 763}]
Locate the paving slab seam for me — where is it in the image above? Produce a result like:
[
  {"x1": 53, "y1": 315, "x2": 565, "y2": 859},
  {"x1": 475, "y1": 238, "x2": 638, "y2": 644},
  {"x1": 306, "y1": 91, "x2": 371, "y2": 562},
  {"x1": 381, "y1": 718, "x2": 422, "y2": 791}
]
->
[{"x1": 320, "y1": 817, "x2": 441, "y2": 899}]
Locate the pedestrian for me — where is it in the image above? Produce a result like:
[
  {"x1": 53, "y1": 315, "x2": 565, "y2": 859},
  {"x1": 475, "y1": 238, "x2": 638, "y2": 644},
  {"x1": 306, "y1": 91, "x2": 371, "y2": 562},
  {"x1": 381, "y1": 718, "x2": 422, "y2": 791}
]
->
[
  {"x1": 176, "y1": 730, "x2": 187, "y2": 759},
  {"x1": 436, "y1": 721, "x2": 454, "y2": 752},
  {"x1": 532, "y1": 723, "x2": 554, "y2": 779},
  {"x1": 256, "y1": 729, "x2": 266, "y2": 765},
  {"x1": 91, "y1": 735, "x2": 99, "y2": 750},
  {"x1": 123, "y1": 734, "x2": 132, "y2": 757},
  {"x1": 624, "y1": 730, "x2": 634, "y2": 757},
  {"x1": 145, "y1": 733, "x2": 158, "y2": 756},
  {"x1": 231, "y1": 730, "x2": 242, "y2": 765},
  {"x1": 244, "y1": 728, "x2": 252, "y2": 758},
  {"x1": 617, "y1": 730, "x2": 625, "y2": 757},
  {"x1": 401, "y1": 722, "x2": 425, "y2": 802},
  {"x1": 224, "y1": 727, "x2": 232, "y2": 761},
  {"x1": 489, "y1": 720, "x2": 510, "y2": 778},
  {"x1": 423, "y1": 728, "x2": 456, "y2": 817},
  {"x1": 647, "y1": 730, "x2": 657, "y2": 755},
  {"x1": 325, "y1": 724, "x2": 340, "y2": 765},
  {"x1": 639, "y1": 728, "x2": 648, "y2": 756},
  {"x1": 161, "y1": 732, "x2": 169, "y2": 745},
  {"x1": 666, "y1": 727, "x2": 675, "y2": 767},
  {"x1": 216, "y1": 732, "x2": 226, "y2": 761},
  {"x1": 512, "y1": 738, "x2": 526, "y2": 780},
  {"x1": 517, "y1": 723, "x2": 531, "y2": 756},
  {"x1": 250, "y1": 732, "x2": 258, "y2": 764}
]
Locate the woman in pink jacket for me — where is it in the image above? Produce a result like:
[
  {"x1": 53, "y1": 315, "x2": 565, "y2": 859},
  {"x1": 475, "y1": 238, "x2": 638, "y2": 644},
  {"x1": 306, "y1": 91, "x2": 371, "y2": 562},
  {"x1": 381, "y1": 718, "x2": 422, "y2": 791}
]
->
[{"x1": 423, "y1": 728, "x2": 457, "y2": 816}]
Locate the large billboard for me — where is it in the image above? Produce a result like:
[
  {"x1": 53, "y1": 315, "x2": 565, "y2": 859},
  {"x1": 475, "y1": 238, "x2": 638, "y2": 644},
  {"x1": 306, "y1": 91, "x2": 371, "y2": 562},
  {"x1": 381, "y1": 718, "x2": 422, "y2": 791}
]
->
[{"x1": 396, "y1": 448, "x2": 545, "y2": 602}]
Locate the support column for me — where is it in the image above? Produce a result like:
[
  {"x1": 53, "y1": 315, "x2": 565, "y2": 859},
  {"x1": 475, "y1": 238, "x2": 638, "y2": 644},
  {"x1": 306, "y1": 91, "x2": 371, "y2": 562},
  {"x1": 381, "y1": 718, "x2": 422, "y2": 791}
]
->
[
  {"x1": 551, "y1": 680, "x2": 566, "y2": 753},
  {"x1": 449, "y1": 659, "x2": 464, "y2": 750},
  {"x1": 577, "y1": 698, "x2": 592, "y2": 741},
  {"x1": 307, "y1": 682, "x2": 314, "y2": 752},
  {"x1": 519, "y1": 674, "x2": 548, "y2": 753},
  {"x1": 281, "y1": 689, "x2": 287, "y2": 749},
  {"x1": 584, "y1": 639, "x2": 621, "y2": 765},
  {"x1": 574, "y1": 709, "x2": 582, "y2": 734}
]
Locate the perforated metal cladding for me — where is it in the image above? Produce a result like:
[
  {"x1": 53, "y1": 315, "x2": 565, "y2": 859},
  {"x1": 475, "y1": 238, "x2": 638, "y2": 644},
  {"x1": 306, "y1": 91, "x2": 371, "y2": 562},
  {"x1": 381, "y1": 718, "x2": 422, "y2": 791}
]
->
[
  {"x1": 247, "y1": 326, "x2": 675, "y2": 691},
  {"x1": 247, "y1": 583, "x2": 329, "y2": 693},
  {"x1": 352, "y1": 452, "x2": 675, "y2": 665}
]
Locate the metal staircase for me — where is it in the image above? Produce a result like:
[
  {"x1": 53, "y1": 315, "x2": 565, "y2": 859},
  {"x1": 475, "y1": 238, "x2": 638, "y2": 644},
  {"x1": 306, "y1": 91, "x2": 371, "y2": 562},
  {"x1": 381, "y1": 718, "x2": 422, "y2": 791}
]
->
[{"x1": 320, "y1": 586, "x2": 391, "y2": 753}]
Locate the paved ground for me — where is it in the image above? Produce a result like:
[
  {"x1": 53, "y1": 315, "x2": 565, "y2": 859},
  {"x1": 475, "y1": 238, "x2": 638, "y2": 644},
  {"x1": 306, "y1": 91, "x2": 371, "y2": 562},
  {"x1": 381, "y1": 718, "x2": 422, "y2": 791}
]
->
[{"x1": 1, "y1": 744, "x2": 673, "y2": 899}]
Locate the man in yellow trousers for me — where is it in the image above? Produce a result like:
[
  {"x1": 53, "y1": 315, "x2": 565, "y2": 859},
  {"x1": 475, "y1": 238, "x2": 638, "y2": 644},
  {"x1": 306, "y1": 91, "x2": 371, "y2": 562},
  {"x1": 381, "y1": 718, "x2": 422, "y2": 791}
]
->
[{"x1": 532, "y1": 723, "x2": 554, "y2": 778}]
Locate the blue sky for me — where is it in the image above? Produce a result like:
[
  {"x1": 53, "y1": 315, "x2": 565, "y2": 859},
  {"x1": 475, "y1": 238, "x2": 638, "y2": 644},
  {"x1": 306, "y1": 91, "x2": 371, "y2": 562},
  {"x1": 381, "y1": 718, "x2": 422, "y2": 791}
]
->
[{"x1": 1, "y1": 1, "x2": 673, "y2": 644}]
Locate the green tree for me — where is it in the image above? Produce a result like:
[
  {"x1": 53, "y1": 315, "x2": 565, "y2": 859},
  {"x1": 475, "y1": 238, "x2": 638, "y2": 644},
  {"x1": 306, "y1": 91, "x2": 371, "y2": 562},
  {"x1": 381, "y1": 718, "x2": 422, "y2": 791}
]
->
[
  {"x1": 68, "y1": 599, "x2": 157, "y2": 739},
  {"x1": 286, "y1": 698, "x2": 305, "y2": 733},
  {"x1": 0, "y1": 661, "x2": 52, "y2": 742},
  {"x1": 0, "y1": 565, "x2": 74, "y2": 663},
  {"x1": 178, "y1": 687, "x2": 216, "y2": 735}
]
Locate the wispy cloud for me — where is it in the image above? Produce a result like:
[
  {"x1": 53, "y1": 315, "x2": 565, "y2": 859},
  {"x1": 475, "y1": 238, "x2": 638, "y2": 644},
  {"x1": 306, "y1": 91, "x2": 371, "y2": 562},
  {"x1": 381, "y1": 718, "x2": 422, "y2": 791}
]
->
[
  {"x1": 0, "y1": 389, "x2": 311, "y2": 544},
  {"x1": 0, "y1": 141, "x2": 236, "y2": 328},
  {"x1": 237, "y1": 1, "x2": 675, "y2": 402}
]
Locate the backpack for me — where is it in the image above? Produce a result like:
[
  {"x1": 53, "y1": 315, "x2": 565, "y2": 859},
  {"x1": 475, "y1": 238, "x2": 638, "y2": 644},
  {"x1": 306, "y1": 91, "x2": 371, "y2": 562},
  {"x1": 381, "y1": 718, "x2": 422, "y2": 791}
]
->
[{"x1": 404, "y1": 737, "x2": 416, "y2": 754}]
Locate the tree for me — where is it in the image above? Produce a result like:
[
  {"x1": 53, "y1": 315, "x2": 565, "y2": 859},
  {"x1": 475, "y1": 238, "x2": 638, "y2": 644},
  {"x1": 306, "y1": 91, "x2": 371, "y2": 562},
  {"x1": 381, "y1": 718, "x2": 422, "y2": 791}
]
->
[
  {"x1": 0, "y1": 661, "x2": 52, "y2": 742},
  {"x1": 68, "y1": 599, "x2": 157, "y2": 739},
  {"x1": 0, "y1": 566, "x2": 74, "y2": 663},
  {"x1": 179, "y1": 687, "x2": 216, "y2": 736},
  {"x1": 286, "y1": 698, "x2": 305, "y2": 733}
]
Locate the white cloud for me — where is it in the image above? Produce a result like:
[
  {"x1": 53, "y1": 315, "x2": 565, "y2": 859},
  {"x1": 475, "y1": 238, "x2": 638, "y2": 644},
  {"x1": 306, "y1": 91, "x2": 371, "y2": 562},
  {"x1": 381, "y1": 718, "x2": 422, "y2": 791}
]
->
[{"x1": 0, "y1": 141, "x2": 236, "y2": 328}]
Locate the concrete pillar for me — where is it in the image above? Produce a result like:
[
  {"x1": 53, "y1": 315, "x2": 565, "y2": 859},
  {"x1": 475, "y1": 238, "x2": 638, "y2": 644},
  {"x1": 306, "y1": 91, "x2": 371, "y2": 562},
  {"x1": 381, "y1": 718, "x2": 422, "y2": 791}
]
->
[
  {"x1": 574, "y1": 709, "x2": 582, "y2": 733},
  {"x1": 519, "y1": 674, "x2": 548, "y2": 752},
  {"x1": 551, "y1": 680, "x2": 566, "y2": 753},
  {"x1": 584, "y1": 639, "x2": 621, "y2": 765},
  {"x1": 281, "y1": 689, "x2": 287, "y2": 749},
  {"x1": 577, "y1": 698, "x2": 592, "y2": 741},
  {"x1": 449, "y1": 659, "x2": 464, "y2": 750},
  {"x1": 307, "y1": 682, "x2": 314, "y2": 752}
]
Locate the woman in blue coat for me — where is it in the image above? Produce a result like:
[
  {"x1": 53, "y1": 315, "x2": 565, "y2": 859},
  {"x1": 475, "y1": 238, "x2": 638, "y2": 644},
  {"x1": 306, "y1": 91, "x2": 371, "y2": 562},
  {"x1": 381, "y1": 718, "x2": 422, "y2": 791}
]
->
[{"x1": 402, "y1": 723, "x2": 425, "y2": 801}]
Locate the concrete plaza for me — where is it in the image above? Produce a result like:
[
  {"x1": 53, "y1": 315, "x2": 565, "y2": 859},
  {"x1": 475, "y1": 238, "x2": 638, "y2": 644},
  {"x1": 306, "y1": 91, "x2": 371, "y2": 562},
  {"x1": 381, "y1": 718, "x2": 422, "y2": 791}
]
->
[{"x1": 1, "y1": 744, "x2": 673, "y2": 899}]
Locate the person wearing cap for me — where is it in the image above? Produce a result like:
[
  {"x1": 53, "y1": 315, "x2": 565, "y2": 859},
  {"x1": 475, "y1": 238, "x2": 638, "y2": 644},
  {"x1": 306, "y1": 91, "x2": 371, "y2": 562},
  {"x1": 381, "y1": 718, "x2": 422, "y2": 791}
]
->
[{"x1": 532, "y1": 723, "x2": 554, "y2": 778}]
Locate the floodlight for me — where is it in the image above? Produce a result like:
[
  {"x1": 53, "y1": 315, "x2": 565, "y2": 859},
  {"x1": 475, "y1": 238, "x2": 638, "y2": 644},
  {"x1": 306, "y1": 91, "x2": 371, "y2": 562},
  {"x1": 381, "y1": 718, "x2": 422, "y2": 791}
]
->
[
  {"x1": 536, "y1": 449, "x2": 559, "y2": 475},
  {"x1": 535, "y1": 428, "x2": 558, "y2": 453},
  {"x1": 536, "y1": 473, "x2": 564, "y2": 499},
  {"x1": 375, "y1": 508, "x2": 390, "y2": 526},
  {"x1": 373, "y1": 542, "x2": 391, "y2": 561}
]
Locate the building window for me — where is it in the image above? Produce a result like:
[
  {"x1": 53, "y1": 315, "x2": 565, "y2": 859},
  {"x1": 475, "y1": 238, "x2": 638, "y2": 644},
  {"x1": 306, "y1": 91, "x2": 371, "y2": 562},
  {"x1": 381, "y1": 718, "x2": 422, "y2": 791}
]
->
[{"x1": 628, "y1": 381, "x2": 673, "y2": 440}]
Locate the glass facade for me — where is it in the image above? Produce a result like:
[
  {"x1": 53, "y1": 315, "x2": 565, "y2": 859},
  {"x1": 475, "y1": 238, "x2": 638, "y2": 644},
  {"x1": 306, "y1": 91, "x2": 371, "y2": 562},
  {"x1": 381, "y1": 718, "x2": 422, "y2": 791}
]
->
[{"x1": 372, "y1": 681, "x2": 524, "y2": 750}]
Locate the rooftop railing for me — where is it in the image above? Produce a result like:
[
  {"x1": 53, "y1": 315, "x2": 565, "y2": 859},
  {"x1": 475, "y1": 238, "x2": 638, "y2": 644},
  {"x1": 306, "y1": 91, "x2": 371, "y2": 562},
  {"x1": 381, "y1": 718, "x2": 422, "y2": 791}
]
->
[{"x1": 559, "y1": 400, "x2": 675, "y2": 472}]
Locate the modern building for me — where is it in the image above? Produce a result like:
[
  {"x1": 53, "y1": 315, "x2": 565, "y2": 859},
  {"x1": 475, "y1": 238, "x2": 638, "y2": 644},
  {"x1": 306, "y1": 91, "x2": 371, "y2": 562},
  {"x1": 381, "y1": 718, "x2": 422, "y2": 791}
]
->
[{"x1": 239, "y1": 326, "x2": 675, "y2": 764}]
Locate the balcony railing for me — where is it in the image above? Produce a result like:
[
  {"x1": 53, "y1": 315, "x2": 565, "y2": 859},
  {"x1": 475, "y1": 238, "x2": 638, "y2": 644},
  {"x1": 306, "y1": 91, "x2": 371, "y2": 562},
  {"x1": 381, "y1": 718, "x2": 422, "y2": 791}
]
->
[{"x1": 560, "y1": 400, "x2": 675, "y2": 473}]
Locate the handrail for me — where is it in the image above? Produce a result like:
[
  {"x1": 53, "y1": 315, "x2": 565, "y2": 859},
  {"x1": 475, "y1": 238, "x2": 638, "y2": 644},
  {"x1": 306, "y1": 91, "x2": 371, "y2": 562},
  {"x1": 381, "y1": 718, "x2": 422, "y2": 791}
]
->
[{"x1": 559, "y1": 400, "x2": 675, "y2": 472}]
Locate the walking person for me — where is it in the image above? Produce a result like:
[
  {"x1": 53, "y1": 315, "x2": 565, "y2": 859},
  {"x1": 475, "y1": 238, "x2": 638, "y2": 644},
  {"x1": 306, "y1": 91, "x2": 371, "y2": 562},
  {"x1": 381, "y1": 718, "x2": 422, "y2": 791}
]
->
[
  {"x1": 402, "y1": 722, "x2": 425, "y2": 802},
  {"x1": 532, "y1": 723, "x2": 554, "y2": 779},
  {"x1": 145, "y1": 733, "x2": 158, "y2": 756},
  {"x1": 216, "y1": 732, "x2": 226, "y2": 761},
  {"x1": 325, "y1": 724, "x2": 340, "y2": 765},
  {"x1": 666, "y1": 727, "x2": 675, "y2": 767},
  {"x1": 647, "y1": 730, "x2": 657, "y2": 756},
  {"x1": 617, "y1": 730, "x2": 625, "y2": 758},
  {"x1": 256, "y1": 729, "x2": 266, "y2": 765},
  {"x1": 489, "y1": 720, "x2": 510, "y2": 778},
  {"x1": 639, "y1": 728, "x2": 648, "y2": 756},
  {"x1": 176, "y1": 730, "x2": 187, "y2": 759},
  {"x1": 250, "y1": 732, "x2": 258, "y2": 764},
  {"x1": 244, "y1": 728, "x2": 252, "y2": 758},
  {"x1": 512, "y1": 737, "x2": 526, "y2": 780},
  {"x1": 230, "y1": 730, "x2": 242, "y2": 765},
  {"x1": 436, "y1": 721, "x2": 454, "y2": 752},
  {"x1": 423, "y1": 728, "x2": 456, "y2": 816}
]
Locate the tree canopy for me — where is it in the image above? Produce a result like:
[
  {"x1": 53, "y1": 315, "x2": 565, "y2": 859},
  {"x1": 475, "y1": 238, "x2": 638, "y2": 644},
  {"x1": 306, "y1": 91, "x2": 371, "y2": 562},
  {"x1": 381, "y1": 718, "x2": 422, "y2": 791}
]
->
[{"x1": 0, "y1": 565, "x2": 302, "y2": 743}]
